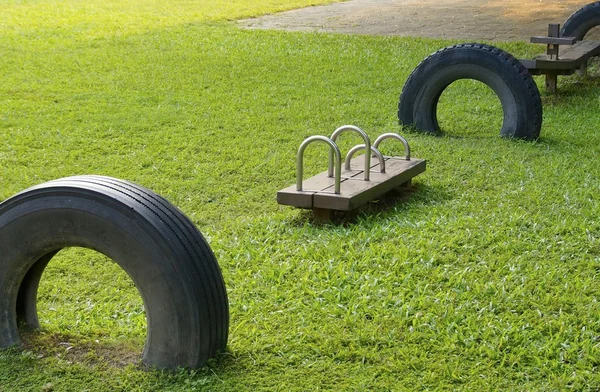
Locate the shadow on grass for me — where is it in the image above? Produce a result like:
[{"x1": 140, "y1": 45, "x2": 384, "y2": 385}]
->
[
  {"x1": 288, "y1": 182, "x2": 451, "y2": 226},
  {"x1": 15, "y1": 326, "x2": 241, "y2": 376},
  {"x1": 401, "y1": 123, "x2": 518, "y2": 141},
  {"x1": 539, "y1": 73, "x2": 600, "y2": 103},
  {"x1": 18, "y1": 327, "x2": 144, "y2": 369}
]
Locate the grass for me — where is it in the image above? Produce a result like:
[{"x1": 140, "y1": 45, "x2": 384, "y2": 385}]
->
[{"x1": 1, "y1": 0, "x2": 600, "y2": 390}]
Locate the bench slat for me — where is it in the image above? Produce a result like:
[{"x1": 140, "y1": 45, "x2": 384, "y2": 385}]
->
[
  {"x1": 530, "y1": 36, "x2": 577, "y2": 45},
  {"x1": 557, "y1": 40, "x2": 600, "y2": 61},
  {"x1": 523, "y1": 40, "x2": 600, "y2": 71}
]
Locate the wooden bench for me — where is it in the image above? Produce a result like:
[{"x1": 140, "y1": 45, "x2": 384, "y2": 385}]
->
[{"x1": 520, "y1": 24, "x2": 600, "y2": 93}]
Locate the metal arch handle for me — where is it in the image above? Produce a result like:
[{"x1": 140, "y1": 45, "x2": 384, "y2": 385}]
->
[
  {"x1": 345, "y1": 145, "x2": 386, "y2": 173},
  {"x1": 373, "y1": 133, "x2": 411, "y2": 160},
  {"x1": 328, "y1": 125, "x2": 372, "y2": 181},
  {"x1": 297, "y1": 136, "x2": 342, "y2": 194}
]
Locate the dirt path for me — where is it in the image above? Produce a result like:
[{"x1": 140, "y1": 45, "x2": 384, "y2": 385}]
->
[{"x1": 239, "y1": 0, "x2": 592, "y2": 41}]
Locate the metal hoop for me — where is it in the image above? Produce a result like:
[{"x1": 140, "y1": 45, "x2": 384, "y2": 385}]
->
[
  {"x1": 373, "y1": 133, "x2": 411, "y2": 160},
  {"x1": 297, "y1": 136, "x2": 342, "y2": 194},
  {"x1": 328, "y1": 125, "x2": 372, "y2": 181},
  {"x1": 345, "y1": 145, "x2": 386, "y2": 173}
]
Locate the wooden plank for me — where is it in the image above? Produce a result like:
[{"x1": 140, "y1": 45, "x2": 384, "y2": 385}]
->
[
  {"x1": 276, "y1": 186, "x2": 315, "y2": 208},
  {"x1": 532, "y1": 41, "x2": 600, "y2": 67},
  {"x1": 525, "y1": 68, "x2": 575, "y2": 76},
  {"x1": 521, "y1": 59, "x2": 575, "y2": 74},
  {"x1": 530, "y1": 56, "x2": 579, "y2": 69},
  {"x1": 520, "y1": 58, "x2": 577, "y2": 73},
  {"x1": 558, "y1": 40, "x2": 600, "y2": 61},
  {"x1": 521, "y1": 41, "x2": 600, "y2": 73},
  {"x1": 277, "y1": 175, "x2": 349, "y2": 209},
  {"x1": 313, "y1": 157, "x2": 426, "y2": 210},
  {"x1": 530, "y1": 36, "x2": 576, "y2": 45},
  {"x1": 278, "y1": 154, "x2": 426, "y2": 211},
  {"x1": 341, "y1": 168, "x2": 363, "y2": 180},
  {"x1": 520, "y1": 59, "x2": 538, "y2": 69}
]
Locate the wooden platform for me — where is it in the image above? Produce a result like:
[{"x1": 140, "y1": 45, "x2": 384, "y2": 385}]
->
[
  {"x1": 519, "y1": 24, "x2": 600, "y2": 93},
  {"x1": 277, "y1": 155, "x2": 426, "y2": 211},
  {"x1": 522, "y1": 40, "x2": 600, "y2": 75}
]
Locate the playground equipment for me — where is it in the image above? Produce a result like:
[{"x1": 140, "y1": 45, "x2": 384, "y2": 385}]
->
[
  {"x1": 0, "y1": 176, "x2": 229, "y2": 369},
  {"x1": 521, "y1": 2, "x2": 600, "y2": 93},
  {"x1": 398, "y1": 43, "x2": 543, "y2": 140},
  {"x1": 277, "y1": 125, "x2": 426, "y2": 221},
  {"x1": 398, "y1": 2, "x2": 600, "y2": 140}
]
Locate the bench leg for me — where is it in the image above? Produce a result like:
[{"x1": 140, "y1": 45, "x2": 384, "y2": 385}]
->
[
  {"x1": 577, "y1": 60, "x2": 588, "y2": 76},
  {"x1": 312, "y1": 208, "x2": 332, "y2": 223},
  {"x1": 545, "y1": 74, "x2": 557, "y2": 94}
]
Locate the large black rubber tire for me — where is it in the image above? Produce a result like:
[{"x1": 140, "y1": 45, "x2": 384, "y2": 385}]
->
[
  {"x1": 0, "y1": 175, "x2": 229, "y2": 369},
  {"x1": 561, "y1": 2, "x2": 600, "y2": 41},
  {"x1": 398, "y1": 43, "x2": 542, "y2": 140}
]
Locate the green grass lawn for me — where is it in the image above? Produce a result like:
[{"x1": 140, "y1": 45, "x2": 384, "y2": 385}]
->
[{"x1": 1, "y1": 0, "x2": 599, "y2": 390}]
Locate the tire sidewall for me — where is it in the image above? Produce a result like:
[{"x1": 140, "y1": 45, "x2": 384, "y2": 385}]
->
[
  {"x1": 0, "y1": 177, "x2": 228, "y2": 369},
  {"x1": 561, "y1": 2, "x2": 600, "y2": 40}
]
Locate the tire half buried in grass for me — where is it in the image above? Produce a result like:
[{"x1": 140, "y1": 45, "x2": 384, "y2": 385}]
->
[
  {"x1": 561, "y1": 2, "x2": 600, "y2": 40},
  {"x1": 398, "y1": 43, "x2": 542, "y2": 140},
  {"x1": 0, "y1": 175, "x2": 229, "y2": 369}
]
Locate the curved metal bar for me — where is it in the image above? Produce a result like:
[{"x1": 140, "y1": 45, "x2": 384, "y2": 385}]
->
[
  {"x1": 297, "y1": 136, "x2": 342, "y2": 194},
  {"x1": 328, "y1": 125, "x2": 371, "y2": 181},
  {"x1": 344, "y1": 145, "x2": 386, "y2": 173},
  {"x1": 373, "y1": 133, "x2": 411, "y2": 160}
]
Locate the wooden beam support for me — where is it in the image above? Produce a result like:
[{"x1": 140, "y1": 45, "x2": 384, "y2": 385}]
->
[{"x1": 545, "y1": 74, "x2": 558, "y2": 94}]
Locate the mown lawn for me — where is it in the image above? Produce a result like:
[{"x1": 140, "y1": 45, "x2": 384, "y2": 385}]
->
[{"x1": 1, "y1": 0, "x2": 599, "y2": 391}]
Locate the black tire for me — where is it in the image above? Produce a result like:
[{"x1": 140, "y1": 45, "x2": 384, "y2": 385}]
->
[
  {"x1": 561, "y1": 2, "x2": 600, "y2": 41},
  {"x1": 0, "y1": 175, "x2": 229, "y2": 369},
  {"x1": 398, "y1": 43, "x2": 542, "y2": 140}
]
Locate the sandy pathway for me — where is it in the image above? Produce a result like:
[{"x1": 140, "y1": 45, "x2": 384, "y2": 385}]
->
[{"x1": 239, "y1": 0, "x2": 592, "y2": 41}]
